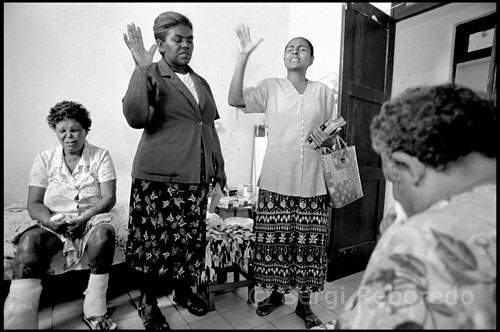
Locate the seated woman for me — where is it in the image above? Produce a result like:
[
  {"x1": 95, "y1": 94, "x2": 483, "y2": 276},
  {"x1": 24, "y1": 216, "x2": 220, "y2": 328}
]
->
[
  {"x1": 334, "y1": 84, "x2": 496, "y2": 329},
  {"x1": 4, "y1": 101, "x2": 119, "y2": 330}
]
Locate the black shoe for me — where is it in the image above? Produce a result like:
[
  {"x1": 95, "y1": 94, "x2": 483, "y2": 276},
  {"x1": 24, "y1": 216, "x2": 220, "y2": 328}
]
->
[
  {"x1": 173, "y1": 291, "x2": 208, "y2": 316},
  {"x1": 138, "y1": 303, "x2": 170, "y2": 330},
  {"x1": 295, "y1": 303, "x2": 322, "y2": 329},
  {"x1": 256, "y1": 291, "x2": 284, "y2": 316}
]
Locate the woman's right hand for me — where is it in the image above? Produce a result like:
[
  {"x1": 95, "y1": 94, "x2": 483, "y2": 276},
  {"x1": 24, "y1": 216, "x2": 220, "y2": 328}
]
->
[
  {"x1": 123, "y1": 23, "x2": 157, "y2": 69},
  {"x1": 235, "y1": 23, "x2": 263, "y2": 56},
  {"x1": 46, "y1": 215, "x2": 68, "y2": 234}
]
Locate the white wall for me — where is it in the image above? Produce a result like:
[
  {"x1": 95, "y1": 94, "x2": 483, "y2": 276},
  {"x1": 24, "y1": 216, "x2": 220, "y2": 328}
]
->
[
  {"x1": 392, "y1": 2, "x2": 496, "y2": 95},
  {"x1": 3, "y1": 2, "x2": 342, "y2": 206},
  {"x1": 385, "y1": 2, "x2": 496, "y2": 213},
  {"x1": 288, "y1": 3, "x2": 343, "y2": 84}
]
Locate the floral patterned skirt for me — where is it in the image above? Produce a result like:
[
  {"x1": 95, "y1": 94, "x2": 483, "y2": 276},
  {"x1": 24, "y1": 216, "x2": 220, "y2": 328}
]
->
[
  {"x1": 125, "y1": 178, "x2": 209, "y2": 288},
  {"x1": 253, "y1": 189, "x2": 329, "y2": 294}
]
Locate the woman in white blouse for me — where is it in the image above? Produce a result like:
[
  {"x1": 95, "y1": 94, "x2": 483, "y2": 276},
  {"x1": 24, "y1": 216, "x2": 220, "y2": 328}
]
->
[
  {"x1": 228, "y1": 24, "x2": 338, "y2": 329},
  {"x1": 4, "y1": 101, "x2": 118, "y2": 330}
]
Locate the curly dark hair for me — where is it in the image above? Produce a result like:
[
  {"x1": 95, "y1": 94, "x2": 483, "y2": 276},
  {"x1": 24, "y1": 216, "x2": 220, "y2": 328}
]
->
[
  {"x1": 47, "y1": 100, "x2": 92, "y2": 131},
  {"x1": 370, "y1": 83, "x2": 496, "y2": 170}
]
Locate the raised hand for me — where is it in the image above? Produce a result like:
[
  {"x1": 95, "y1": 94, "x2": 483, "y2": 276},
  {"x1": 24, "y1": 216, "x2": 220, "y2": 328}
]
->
[
  {"x1": 123, "y1": 23, "x2": 157, "y2": 69},
  {"x1": 235, "y1": 23, "x2": 263, "y2": 55}
]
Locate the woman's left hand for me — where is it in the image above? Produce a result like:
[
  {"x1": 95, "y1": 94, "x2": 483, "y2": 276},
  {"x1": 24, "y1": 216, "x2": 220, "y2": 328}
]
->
[
  {"x1": 310, "y1": 126, "x2": 337, "y2": 149},
  {"x1": 66, "y1": 218, "x2": 87, "y2": 238},
  {"x1": 215, "y1": 168, "x2": 227, "y2": 191}
]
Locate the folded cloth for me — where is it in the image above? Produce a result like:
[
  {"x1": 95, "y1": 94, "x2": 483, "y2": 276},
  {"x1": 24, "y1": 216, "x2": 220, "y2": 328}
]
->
[
  {"x1": 48, "y1": 214, "x2": 78, "y2": 265},
  {"x1": 206, "y1": 212, "x2": 225, "y2": 230},
  {"x1": 62, "y1": 213, "x2": 113, "y2": 267},
  {"x1": 224, "y1": 217, "x2": 254, "y2": 231},
  {"x1": 200, "y1": 222, "x2": 255, "y2": 284},
  {"x1": 62, "y1": 237, "x2": 78, "y2": 265}
]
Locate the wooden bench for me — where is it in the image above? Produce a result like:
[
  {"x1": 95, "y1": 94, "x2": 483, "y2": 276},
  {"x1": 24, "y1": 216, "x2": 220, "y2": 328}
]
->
[{"x1": 201, "y1": 206, "x2": 255, "y2": 311}]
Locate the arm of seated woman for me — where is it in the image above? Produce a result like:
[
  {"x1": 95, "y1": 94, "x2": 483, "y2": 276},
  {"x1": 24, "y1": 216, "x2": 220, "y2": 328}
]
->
[
  {"x1": 67, "y1": 179, "x2": 117, "y2": 238},
  {"x1": 27, "y1": 185, "x2": 67, "y2": 234}
]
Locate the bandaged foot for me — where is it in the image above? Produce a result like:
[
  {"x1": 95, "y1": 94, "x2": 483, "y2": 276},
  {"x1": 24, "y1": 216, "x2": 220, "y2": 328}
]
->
[
  {"x1": 83, "y1": 273, "x2": 109, "y2": 318},
  {"x1": 4, "y1": 278, "x2": 43, "y2": 329}
]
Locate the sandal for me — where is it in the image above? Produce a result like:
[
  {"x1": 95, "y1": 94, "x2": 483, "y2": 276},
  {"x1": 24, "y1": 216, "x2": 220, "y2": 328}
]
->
[
  {"x1": 295, "y1": 307, "x2": 323, "y2": 329},
  {"x1": 138, "y1": 303, "x2": 170, "y2": 330},
  {"x1": 173, "y1": 292, "x2": 208, "y2": 316},
  {"x1": 255, "y1": 292, "x2": 285, "y2": 317},
  {"x1": 82, "y1": 314, "x2": 117, "y2": 330}
]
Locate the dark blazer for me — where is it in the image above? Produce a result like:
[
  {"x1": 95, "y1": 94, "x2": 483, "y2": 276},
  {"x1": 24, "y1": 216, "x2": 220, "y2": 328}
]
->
[{"x1": 126, "y1": 58, "x2": 222, "y2": 184}]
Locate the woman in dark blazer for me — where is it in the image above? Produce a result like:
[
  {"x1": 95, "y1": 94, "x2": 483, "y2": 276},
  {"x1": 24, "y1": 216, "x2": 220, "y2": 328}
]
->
[{"x1": 122, "y1": 11, "x2": 226, "y2": 330}]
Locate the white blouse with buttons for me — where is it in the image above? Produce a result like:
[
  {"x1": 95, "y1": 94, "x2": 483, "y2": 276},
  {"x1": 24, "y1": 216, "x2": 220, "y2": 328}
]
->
[
  {"x1": 242, "y1": 78, "x2": 337, "y2": 197},
  {"x1": 28, "y1": 141, "x2": 117, "y2": 215}
]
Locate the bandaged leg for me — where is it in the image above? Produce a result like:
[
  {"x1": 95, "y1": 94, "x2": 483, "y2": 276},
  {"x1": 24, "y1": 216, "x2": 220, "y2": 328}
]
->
[
  {"x1": 4, "y1": 278, "x2": 43, "y2": 329},
  {"x1": 83, "y1": 273, "x2": 109, "y2": 318}
]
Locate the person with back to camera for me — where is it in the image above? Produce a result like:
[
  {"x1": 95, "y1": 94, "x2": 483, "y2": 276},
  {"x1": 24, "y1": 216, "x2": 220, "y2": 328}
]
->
[
  {"x1": 3, "y1": 100, "x2": 119, "y2": 330},
  {"x1": 332, "y1": 83, "x2": 496, "y2": 329},
  {"x1": 228, "y1": 23, "x2": 339, "y2": 329},
  {"x1": 122, "y1": 10, "x2": 226, "y2": 330}
]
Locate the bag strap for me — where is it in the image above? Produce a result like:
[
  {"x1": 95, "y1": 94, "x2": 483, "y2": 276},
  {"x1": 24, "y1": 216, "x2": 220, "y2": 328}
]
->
[
  {"x1": 333, "y1": 136, "x2": 349, "y2": 150},
  {"x1": 321, "y1": 146, "x2": 334, "y2": 155}
]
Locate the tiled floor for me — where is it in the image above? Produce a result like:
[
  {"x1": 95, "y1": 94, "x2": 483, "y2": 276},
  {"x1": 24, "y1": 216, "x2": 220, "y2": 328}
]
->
[{"x1": 36, "y1": 271, "x2": 364, "y2": 329}]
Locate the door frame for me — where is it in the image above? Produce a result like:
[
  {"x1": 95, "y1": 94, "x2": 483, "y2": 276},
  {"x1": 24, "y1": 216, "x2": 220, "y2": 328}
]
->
[{"x1": 327, "y1": 2, "x2": 395, "y2": 281}]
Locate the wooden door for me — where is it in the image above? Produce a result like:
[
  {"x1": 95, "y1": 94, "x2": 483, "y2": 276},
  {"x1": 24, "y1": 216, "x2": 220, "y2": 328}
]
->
[{"x1": 327, "y1": 3, "x2": 395, "y2": 281}]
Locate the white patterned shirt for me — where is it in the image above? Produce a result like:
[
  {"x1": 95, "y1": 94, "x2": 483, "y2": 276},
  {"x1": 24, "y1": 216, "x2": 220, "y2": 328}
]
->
[
  {"x1": 336, "y1": 184, "x2": 496, "y2": 329},
  {"x1": 29, "y1": 141, "x2": 117, "y2": 215}
]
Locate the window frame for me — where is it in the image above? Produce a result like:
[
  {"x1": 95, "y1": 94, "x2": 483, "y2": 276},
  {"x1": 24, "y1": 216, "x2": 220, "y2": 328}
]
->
[{"x1": 452, "y1": 12, "x2": 496, "y2": 84}]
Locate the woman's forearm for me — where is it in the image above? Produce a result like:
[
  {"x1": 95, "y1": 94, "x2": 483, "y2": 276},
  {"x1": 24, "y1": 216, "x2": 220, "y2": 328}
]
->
[
  {"x1": 123, "y1": 66, "x2": 152, "y2": 128},
  {"x1": 27, "y1": 201, "x2": 52, "y2": 226},
  {"x1": 78, "y1": 195, "x2": 116, "y2": 223},
  {"x1": 77, "y1": 180, "x2": 117, "y2": 222},
  {"x1": 212, "y1": 124, "x2": 225, "y2": 168},
  {"x1": 228, "y1": 54, "x2": 250, "y2": 107}
]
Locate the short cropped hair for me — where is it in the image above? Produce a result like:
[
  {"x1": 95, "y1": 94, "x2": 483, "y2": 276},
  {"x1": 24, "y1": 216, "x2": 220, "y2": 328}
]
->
[
  {"x1": 285, "y1": 37, "x2": 314, "y2": 57},
  {"x1": 153, "y1": 11, "x2": 193, "y2": 42}
]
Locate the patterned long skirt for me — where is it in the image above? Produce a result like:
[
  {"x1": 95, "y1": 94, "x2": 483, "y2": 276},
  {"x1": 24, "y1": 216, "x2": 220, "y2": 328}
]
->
[
  {"x1": 125, "y1": 178, "x2": 209, "y2": 289},
  {"x1": 253, "y1": 189, "x2": 329, "y2": 294}
]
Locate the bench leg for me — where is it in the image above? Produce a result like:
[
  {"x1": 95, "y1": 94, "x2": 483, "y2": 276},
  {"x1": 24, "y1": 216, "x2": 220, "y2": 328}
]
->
[
  {"x1": 208, "y1": 289, "x2": 216, "y2": 311},
  {"x1": 233, "y1": 265, "x2": 240, "y2": 282}
]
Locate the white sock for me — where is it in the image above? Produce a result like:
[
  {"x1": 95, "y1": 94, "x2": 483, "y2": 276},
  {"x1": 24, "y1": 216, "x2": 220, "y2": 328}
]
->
[
  {"x1": 4, "y1": 278, "x2": 43, "y2": 329},
  {"x1": 83, "y1": 273, "x2": 109, "y2": 318}
]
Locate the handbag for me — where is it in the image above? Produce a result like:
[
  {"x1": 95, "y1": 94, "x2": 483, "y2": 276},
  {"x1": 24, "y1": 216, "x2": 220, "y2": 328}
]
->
[{"x1": 321, "y1": 136, "x2": 364, "y2": 208}]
